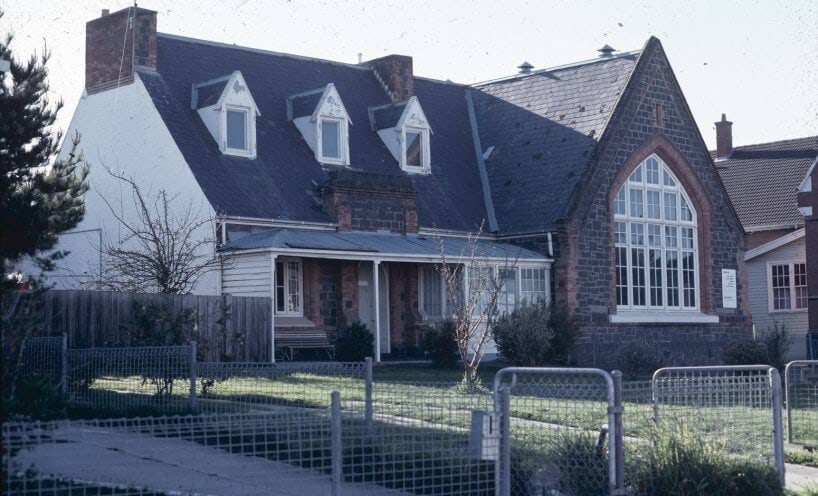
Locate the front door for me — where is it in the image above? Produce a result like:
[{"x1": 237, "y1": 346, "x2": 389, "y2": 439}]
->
[{"x1": 358, "y1": 262, "x2": 390, "y2": 354}]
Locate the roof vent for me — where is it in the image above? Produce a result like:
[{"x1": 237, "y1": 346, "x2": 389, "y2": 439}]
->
[
  {"x1": 597, "y1": 44, "x2": 616, "y2": 58},
  {"x1": 517, "y1": 61, "x2": 534, "y2": 74}
]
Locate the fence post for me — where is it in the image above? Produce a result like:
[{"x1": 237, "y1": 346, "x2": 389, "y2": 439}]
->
[
  {"x1": 495, "y1": 386, "x2": 511, "y2": 496},
  {"x1": 60, "y1": 333, "x2": 68, "y2": 401},
  {"x1": 769, "y1": 368, "x2": 786, "y2": 486},
  {"x1": 189, "y1": 342, "x2": 197, "y2": 413},
  {"x1": 611, "y1": 370, "x2": 625, "y2": 492},
  {"x1": 364, "y1": 357, "x2": 373, "y2": 432},
  {"x1": 651, "y1": 374, "x2": 660, "y2": 428},
  {"x1": 331, "y1": 390, "x2": 343, "y2": 496},
  {"x1": 784, "y1": 361, "x2": 793, "y2": 444}
]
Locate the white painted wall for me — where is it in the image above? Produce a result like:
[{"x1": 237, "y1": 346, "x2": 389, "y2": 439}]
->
[
  {"x1": 221, "y1": 252, "x2": 272, "y2": 297},
  {"x1": 746, "y1": 237, "x2": 809, "y2": 360},
  {"x1": 26, "y1": 74, "x2": 219, "y2": 295}
]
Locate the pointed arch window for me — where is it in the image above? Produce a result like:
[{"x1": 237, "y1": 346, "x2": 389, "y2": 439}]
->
[{"x1": 613, "y1": 155, "x2": 699, "y2": 312}]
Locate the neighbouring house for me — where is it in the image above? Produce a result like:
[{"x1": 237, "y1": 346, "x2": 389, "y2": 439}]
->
[
  {"x1": 715, "y1": 121, "x2": 818, "y2": 360},
  {"x1": 44, "y1": 7, "x2": 753, "y2": 363},
  {"x1": 798, "y1": 147, "x2": 818, "y2": 359}
]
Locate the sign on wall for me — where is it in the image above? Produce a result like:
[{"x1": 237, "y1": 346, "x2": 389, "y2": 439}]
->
[{"x1": 722, "y1": 269, "x2": 737, "y2": 309}]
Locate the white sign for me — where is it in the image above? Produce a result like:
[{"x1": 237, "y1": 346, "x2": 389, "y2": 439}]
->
[{"x1": 722, "y1": 269, "x2": 737, "y2": 309}]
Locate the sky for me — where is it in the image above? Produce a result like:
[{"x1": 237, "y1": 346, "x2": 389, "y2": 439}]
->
[{"x1": 3, "y1": 0, "x2": 816, "y2": 149}]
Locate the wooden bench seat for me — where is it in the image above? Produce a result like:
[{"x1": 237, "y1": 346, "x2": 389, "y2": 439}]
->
[{"x1": 275, "y1": 328, "x2": 335, "y2": 360}]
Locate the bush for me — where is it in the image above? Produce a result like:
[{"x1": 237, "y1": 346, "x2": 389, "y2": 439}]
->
[
  {"x1": 614, "y1": 343, "x2": 663, "y2": 380},
  {"x1": 421, "y1": 321, "x2": 458, "y2": 368},
  {"x1": 4, "y1": 374, "x2": 65, "y2": 420},
  {"x1": 492, "y1": 302, "x2": 578, "y2": 367},
  {"x1": 334, "y1": 321, "x2": 373, "y2": 362},
  {"x1": 630, "y1": 424, "x2": 783, "y2": 496},
  {"x1": 722, "y1": 322, "x2": 793, "y2": 369}
]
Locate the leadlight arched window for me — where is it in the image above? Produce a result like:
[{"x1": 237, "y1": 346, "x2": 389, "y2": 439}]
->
[{"x1": 613, "y1": 155, "x2": 699, "y2": 311}]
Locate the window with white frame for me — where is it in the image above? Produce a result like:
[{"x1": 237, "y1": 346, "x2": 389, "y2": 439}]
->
[
  {"x1": 225, "y1": 107, "x2": 250, "y2": 153},
  {"x1": 275, "y1": 259, "x2": 303, "y2": 316},
  {"x1": 613, "y1": 155, "x2": 699, "y2": 312},
  {"x1": 769, "y1": 262, "x2": 807, "y2": 312},
  {"x1": 404, "y1": 129, "x2": 425, "y2": 170},
  {"x1": 418, "y1": 264, "x2": 549, "y2": 319},
  {"x1": 320, "y1": 118, "x2": 342, "y2": 161}
]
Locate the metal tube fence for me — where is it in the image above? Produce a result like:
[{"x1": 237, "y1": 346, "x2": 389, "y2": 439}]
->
[
  {"x1": 651, "y1": 365, "x2": 786, "y2": 485},
  {"x1": 784, "y1": 360, "x2": 818, "y2": 447},
  {"x1": 492, "y1": 367, "x2": 622, "y2": 496}
]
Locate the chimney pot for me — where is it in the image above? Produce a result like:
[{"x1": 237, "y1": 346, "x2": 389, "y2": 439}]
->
[
  {"x1": 101, "y1": 9, "x2": 110, "y2": 16},
  {"x1": 715, "y1": 113, "x2": 733, "y2": 159},
  {"x1": 598, "y1": 44, "x2": 616, "y2": 57}
]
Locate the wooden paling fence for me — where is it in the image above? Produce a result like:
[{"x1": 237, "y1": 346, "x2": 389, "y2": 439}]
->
[{"x1": 38, "y1": 290, "x2": 272, "y2": 361}]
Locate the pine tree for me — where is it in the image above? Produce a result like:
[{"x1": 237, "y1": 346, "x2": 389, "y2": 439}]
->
[
  {"x1": 1, "y1": 11, "x2": 89, "y2": 415},
  {"x1": 0, "y1": 13, "x2": 89, "y2": 288}
]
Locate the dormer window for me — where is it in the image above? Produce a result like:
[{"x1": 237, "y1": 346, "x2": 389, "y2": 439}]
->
[
  {"x1": 320, "y1": 118, "x2": 342, "y2": 160},
  {"x1": 371, "y1": 97, "x2": 432, "y2": 174},
  {"x1": 404, "y1": 129, "x2": 424, "y2": 170},
  {"x1": 288, "y1": 84, "x2": 351, "y2": 166},
  {"x1": 192, "y1": 71, "x2": 259, "y2": 159},
  {"x1": 226, "y1": 108, "x2": 248, "y2": 152}
]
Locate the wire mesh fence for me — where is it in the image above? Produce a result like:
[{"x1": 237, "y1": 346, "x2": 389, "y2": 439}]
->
[
  {"x1": 16, "y1": 336, "x2": 67, "y2": 399},
  {"x1": 648, "y1": 366, "x2": 785, "y2": 482},
  {"x1": 67, "y1": 345, "x2": 195, "y2": 416},
  {"x1": 493, "y1": 368, "x2": 619, "y2": 496},
  {"x1": 785, "y1": 360, "x2": 818, "y2": 448}
]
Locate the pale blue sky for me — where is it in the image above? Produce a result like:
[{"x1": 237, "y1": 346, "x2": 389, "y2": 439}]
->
[{"x1": 4, "y1": 0, "x2": 816, "y2": 149}]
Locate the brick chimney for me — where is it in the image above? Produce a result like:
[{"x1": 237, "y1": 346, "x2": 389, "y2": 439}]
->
[
  {"x1": 86, "y1": 7, "x2": 157, "y2": 94},
  {"x1": 715, "y1": 113, "x2": 733, "y2": 159},
  {"x1": 362, "y1": 55, "x2": 414, "y2": 102}
]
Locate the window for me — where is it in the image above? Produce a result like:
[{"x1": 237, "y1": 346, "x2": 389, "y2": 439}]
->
[
  {"x1": 769, "y1": 262, "x2": 807, "y2": 312},
  {"x1": 320, "y1": 118, "x2": 342, "y2": 161},
  {"x1": 613, "y1": 155, "x2": 699, "y2": 311},
  {"x1": 275, "y1": 259, "x2": 302, "y2": 315},
  {"x1": 405, "y1": 130, "x2": 423, "y2": 169},
  {"x1": 418, "y1": 264, "x2": 549, "y2": 319},
  {"x1": 226, "y1": 108, "x2": 248, "y2": 151}
]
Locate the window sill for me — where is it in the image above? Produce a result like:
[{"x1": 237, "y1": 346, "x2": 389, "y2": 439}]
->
[
  {"x1": 769, "y1": 309, "x2": 808, "y2": 315},
  {"x1": 610, "y1": 311, "x2": 719, "y2": 324}
]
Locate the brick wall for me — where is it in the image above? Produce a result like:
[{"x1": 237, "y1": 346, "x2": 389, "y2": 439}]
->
[
  {"x1": 798, "y1": 168, "x2": 818, "y2": 332},
  {"x1": 386, "y1": 263, "x2": 420, "y2": 350},
  {"x1": 322, "y1": 170, "x2": 418, "y2": 234},
  {"x1": 363, "y1": 54, "x2": 414, "y2": 102},
  {"x1": 746, "y1": 228, "x2": 799, "y2": 250},
  {"x1": 554, "y1": 38, "x2": 751, "y2": 339},
  {"x1": 303, "y1": 259, "x2": 340, "y2": 328},
  {"x1": 338, "y1": 261, "x2": 360, "y2": 328},
  {"x1": 85, "y1": 7, "x2": 156, "y2": 94}
]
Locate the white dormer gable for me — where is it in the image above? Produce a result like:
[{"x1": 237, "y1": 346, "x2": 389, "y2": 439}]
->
[
  {"x1": 373, "y1": 97, "x2": 432, "y2": 174},
  {"x1": 193, "y1": 71, "x2": 260, "y2": 159},
  {"x1": 288, "y1": 84, "x2": 352, "y2": 166}
]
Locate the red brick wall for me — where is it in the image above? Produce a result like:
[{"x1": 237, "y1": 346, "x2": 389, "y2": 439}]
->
[
  {"x1": 746, "y1": 228, "x2": 799, "y2": 250},
  {"x1": 339, "y1": 261, "x2": 359, "y2": 329},
  {"x1": 798, "y1": 170, "x2": 818, "y2": 332},
  {"x1": 322, "y1": 171, "x2": 418, "y2": 234},
  {"x1": 387, "y1": 263, "x2": 420, "y2": 348},
  {"x1": 363, "y1": 54, "x2": 414, "y2": 102},
  {"x1": 85, "y1": 7, "x2": 156, "y2": 94}
]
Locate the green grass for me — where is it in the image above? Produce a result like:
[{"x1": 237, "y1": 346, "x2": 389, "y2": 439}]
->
[{"x1": 786, "y1": 448, "x2": 818, "y2": 468}]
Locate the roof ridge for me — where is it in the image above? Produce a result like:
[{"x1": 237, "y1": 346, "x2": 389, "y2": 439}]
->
[
  {"x1": 728, "y1": 135, "x2": 818, "y2": 151},
  {"x1": 471, "y1": 49, "x2": 641, "y2": 87},
  {"x1": 158, "y1": 32, "x2": 373, "y2": 71}
]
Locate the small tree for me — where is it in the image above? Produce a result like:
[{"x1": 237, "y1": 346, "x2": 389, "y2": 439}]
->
[
  {"x1": 98, "y1": 169, "x2": 222, "y2": 294},
  {"x1": 436, "y1": 222, "x2": 517, "y2": 388}
]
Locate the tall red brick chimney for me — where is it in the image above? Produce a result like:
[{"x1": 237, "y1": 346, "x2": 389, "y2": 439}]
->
[
  {"x1": 85, "y1": 7, "x2": 157, "y2": 94},
  {"x1": 715, "y1": 113, "x2": 733, "y2": 159},
  {"x1": 362, "y1": 55, "x2": 414, "y2": 102}
]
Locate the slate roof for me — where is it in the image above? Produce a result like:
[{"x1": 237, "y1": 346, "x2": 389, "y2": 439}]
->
[
  {"x1": 141, "y1": 34, "x2": 489, "y2": 232},
  {"x1": 223, "y1": 228, "x2": 549, "y2": 260},
  {"x1": 471, "y1": 53, "x2": 640, "y2": 235},
  {"x1": 193, "y1": 78, "x2": 229, "y2": 109},
  {"x1": 289, "y1": 89, "x2": 323, "y2": 119},
  {"x1": 140, "y1": 33, "x2": 645, "y2": 237},
  {"x1": 370, "y1": 102, "x2": 407, "y2": 130},
  {"x1": 715, "y1": 136, "x2": 818, "y2": 230}
]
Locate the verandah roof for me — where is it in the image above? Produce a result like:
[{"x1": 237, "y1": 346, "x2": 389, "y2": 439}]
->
[{"x1": 221, "y1": 229, "x2": 550, "y2": 263}]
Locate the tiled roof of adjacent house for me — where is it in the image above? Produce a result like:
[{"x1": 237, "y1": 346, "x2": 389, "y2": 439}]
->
[
  {"x1": 140, "y1": 33, "x2": 644, "y2": 236},
  {"x1": 472, "y1": 53, "x2": 640, "y2": 235},
  {"x1": 715, "y1": 136, "x2": 818, "y2": 231}
]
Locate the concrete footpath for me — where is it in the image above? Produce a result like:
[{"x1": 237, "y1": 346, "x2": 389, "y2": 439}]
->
[
  {"x1": 11, "y1": 424, "x2": 408, "y2": 496},
  {"x1": 786, "y1": 462, "x2": 818, "y2": 492}
]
